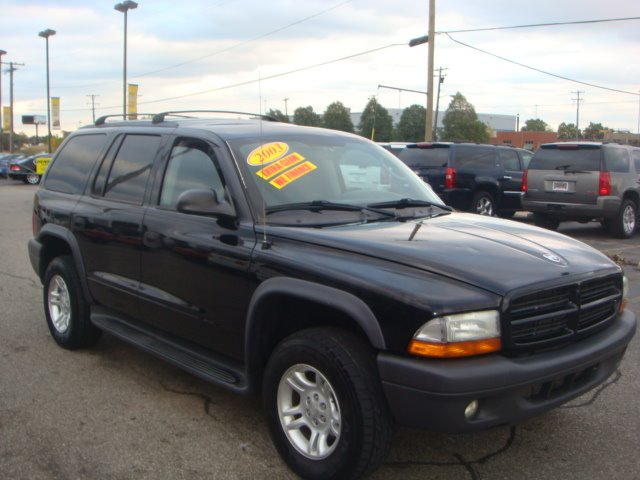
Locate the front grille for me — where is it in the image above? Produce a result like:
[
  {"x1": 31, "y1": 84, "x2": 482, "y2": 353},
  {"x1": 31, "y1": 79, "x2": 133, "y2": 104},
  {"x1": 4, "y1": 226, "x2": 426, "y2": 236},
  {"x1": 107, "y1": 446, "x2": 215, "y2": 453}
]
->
[{"x1": 505, "y1": 275, "x2": 622, "y2": 353}]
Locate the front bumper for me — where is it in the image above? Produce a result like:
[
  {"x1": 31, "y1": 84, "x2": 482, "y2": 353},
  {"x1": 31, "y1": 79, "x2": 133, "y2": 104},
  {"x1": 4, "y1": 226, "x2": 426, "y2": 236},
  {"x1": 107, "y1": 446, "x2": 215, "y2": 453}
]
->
[{"x1": 378, "y1": 309, "x2": 636, "y2": 433}]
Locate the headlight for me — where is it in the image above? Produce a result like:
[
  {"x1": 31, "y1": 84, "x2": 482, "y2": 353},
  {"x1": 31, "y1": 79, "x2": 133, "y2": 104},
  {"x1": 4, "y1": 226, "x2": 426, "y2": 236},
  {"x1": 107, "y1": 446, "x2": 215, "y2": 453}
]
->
[{"x1": 408, "y1": 310, "x2": 501, "y2": 358}]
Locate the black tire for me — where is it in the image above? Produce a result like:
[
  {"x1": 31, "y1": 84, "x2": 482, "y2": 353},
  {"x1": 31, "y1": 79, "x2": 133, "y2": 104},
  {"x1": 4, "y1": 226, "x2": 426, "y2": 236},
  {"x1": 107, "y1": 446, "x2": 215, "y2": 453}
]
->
[
  {"x1": 609, "y1": 199, "x2": 637, "y2": 239},
  {"x1": 43, "y1": 255, "x2": 101, "y2": 349},
  {"x1": 472, "y1": 191, "x2": 496, "y2": 216},
  {"x1": 263, "y1": 328, "x2": 393, "y2": 480},
  {"x1": 532, "y1": 213, "x2": 560, "y2": 231}
]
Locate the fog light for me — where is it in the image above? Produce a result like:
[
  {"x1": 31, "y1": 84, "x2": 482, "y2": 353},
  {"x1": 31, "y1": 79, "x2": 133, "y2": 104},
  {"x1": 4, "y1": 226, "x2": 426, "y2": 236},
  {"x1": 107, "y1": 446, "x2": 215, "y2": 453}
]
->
[{"x1": 465, "y1": 400, "x2": 479, "y2": 420}]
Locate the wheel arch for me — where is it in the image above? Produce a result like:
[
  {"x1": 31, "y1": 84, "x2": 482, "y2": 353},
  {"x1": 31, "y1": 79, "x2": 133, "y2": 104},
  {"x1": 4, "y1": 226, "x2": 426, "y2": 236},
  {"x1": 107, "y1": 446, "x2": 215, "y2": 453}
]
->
[{"x1": 244, "y1": 277, "x2": 386, "y2": 391}]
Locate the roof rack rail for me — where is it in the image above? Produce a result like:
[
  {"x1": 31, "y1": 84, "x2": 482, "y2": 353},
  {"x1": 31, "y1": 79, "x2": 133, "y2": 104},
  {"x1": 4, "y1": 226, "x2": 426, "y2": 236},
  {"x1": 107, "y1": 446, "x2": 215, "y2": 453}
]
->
[
  {"x1": 151, "y1": 110, "x2": 278, "y2": 124},
  {"x1": 94, "y1": 114, "x2": 155, "y2": 126}
]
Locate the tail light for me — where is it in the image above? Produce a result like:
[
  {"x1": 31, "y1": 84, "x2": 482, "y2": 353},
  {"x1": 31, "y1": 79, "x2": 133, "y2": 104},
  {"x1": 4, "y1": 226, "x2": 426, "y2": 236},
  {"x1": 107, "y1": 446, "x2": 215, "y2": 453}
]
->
[
  {"x1": 522, "y1": 169, "x2": 528, "y2": 192},
  {"x1": 445, "y1": 167, "x2": 456, "y2": 189},
  {"x1": 10, "y1": 165, "x2": 20, "y2": 171},
  {"x1": 599, "y1": 171, "x2": 611, "y2": 196}
]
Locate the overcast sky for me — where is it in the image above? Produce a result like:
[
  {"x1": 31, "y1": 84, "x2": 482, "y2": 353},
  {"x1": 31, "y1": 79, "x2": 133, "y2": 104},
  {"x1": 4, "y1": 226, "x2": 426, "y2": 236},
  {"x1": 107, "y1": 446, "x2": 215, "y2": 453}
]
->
[{"x1": 2, "y1": 0, "x2": 639, "y2": 136}]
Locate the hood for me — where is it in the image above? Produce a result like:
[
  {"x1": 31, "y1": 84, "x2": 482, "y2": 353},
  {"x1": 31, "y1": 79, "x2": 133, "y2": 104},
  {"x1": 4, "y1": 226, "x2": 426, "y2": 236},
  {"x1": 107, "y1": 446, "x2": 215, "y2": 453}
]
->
[{"x1": 269, "y1": 213, "x2": 617, "y2": 295}]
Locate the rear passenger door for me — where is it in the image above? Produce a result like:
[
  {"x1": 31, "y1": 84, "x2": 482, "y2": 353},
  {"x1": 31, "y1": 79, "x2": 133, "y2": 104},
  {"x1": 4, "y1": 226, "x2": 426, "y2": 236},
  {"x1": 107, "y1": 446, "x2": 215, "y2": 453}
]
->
[
  {"x1": 497, "y1": 149, "x2": 524, "y2": 210},
  {"x1": 139, "y1": 136, "x2": 256, "y2": 360}
]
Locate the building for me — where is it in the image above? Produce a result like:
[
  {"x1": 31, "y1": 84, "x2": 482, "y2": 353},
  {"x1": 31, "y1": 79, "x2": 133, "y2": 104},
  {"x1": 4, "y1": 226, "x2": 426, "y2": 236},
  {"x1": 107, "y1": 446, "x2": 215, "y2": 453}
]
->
[{"x1": 489, "y1": 131, "x2": 558, "y2": 151}]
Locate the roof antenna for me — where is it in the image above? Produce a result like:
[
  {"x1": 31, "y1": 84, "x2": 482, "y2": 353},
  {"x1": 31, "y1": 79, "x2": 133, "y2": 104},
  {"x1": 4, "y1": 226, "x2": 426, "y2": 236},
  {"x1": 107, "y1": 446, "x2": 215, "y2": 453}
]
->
[{"x1": 258, "y1": 72, "x2": 270, "y2": 250}]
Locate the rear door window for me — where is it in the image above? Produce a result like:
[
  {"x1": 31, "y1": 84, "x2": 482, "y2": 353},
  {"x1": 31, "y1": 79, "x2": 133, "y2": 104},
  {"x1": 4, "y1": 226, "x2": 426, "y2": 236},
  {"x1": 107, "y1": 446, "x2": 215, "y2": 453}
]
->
[
  {"x1": 529, "y1": 146, "x2": 601, "y2": 171},
  {"x1": 498, "y1": 149, "x2": 521, "y2": 171}
]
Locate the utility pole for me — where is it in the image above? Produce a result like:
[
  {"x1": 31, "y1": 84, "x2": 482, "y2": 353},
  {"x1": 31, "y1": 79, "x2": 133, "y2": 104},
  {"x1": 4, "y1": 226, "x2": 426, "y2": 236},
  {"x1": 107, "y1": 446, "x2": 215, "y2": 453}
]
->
[
  {"x1": 572, "y1": 91, "x2": 584, "y2": 140},
  {"x1": 0, "y1": 50, "x2": 6, "y2": 151},
  {"x1": 86, "y1": 94, "x2": 99, "y2": 123},
  {"x1": 433, "y1": 67, "x2": 447, "y2": 140},
  {"x1": 8, "y1": 62, "x2": 25, "y2": 153},
  {"x1": 425, "y1": 0, "x2": 435, "y2": 141},
  {"x1": 283, "y1": 97, "x2": 289, "y2": 119}
]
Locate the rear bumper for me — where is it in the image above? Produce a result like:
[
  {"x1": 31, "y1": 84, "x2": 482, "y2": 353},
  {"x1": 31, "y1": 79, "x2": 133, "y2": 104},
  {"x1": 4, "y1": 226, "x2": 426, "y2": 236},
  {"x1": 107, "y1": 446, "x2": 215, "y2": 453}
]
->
[
  {"x1": 522, "y1": 196, "x2": 622, "y2": 220},
  {"x1": 377, "y1": 309, "x2": 636, "y2": 433}
]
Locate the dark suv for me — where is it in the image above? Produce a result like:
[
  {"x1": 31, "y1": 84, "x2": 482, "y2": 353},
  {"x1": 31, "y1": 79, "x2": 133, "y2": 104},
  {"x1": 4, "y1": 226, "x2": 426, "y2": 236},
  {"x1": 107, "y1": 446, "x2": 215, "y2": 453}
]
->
[
  {"x1": 397, "y1": 142, "x2": 532, "y2": 217},
  {"x1": 522, "y1": 142, "x2": 640, "y2": 238},
  {"x1": 28, "y1": 113, "x2": 636, "y2": 480}
]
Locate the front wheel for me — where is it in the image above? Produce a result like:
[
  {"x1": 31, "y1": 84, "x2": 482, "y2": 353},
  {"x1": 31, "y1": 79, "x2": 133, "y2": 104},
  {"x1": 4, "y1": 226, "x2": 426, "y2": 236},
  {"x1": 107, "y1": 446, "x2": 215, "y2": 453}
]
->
[
  {"x1": 263, "y1": 328, "x2": 392, "y2": 480},
  {"x1": 609, "y1": 199, "x2": 637, "y2": 239}
]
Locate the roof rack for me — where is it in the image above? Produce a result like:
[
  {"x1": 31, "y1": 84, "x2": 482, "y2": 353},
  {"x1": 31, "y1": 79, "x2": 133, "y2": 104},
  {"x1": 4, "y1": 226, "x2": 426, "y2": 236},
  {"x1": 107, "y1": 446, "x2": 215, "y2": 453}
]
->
[
  {"x1": 151, "y1": 110, "x2": 278, "y2": 124},
  {"x1": 94, "y1": 114, "x2": 155, "y2": 126}
]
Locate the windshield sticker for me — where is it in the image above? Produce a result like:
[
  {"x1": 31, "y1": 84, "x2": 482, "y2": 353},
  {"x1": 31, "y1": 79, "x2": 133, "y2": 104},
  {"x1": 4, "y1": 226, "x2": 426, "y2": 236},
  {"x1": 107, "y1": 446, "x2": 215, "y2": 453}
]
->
[
  {"x1": 247, "y1": 142, "x2": 289, "y2": 166},
  {"x1": 256, "y1": 152, "x2": 305, "y2": 180},
  {"x1": 270, "y1": 161, "x2": 317, "y2": 189}
]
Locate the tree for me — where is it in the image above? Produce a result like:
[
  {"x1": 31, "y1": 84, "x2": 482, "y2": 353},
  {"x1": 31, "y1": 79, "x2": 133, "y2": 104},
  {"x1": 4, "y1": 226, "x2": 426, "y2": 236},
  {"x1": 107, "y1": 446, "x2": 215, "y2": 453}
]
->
[
  {"x1": 396, "y1": 104, "x2": 426, "y2": 142},
  {"x1": 266, "y1": 108, "x2": 290, "y2": 123},
  {"x1": 557, "y1": 122, "x2": 580, "y2": 140},
  {"x1": 358, "y1": 98, "x2": 393, "y2": 142},
  {"x1": 441, "y1": 92, "x2": 489, "y2": 143},
  {"x1": 583, "y1": 122, "x2": 610, "y2": 140},
  {"x1": 292, "y1": 106, "x2": 321, "y2": 127},
  {"x1": 322, "y1": 101, "x2": 354, "y2": 133},
  {"x1": 521, "y1": 118, "x2": 548, "y2": 132}
]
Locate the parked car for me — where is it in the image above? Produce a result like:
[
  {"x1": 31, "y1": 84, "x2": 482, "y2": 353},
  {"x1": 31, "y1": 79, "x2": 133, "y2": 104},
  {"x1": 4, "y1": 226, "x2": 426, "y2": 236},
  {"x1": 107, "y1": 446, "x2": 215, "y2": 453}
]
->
[
  {"x1": 376, "y1": 142, "x2": 410, "y2": 157},
  {"x1": 522, "y1": 142, "x2": 640, "y2": 238},
  {"x1": 397, "y1": 142, "x2": 532, "y2": 217},
  {"x1": 8, "y1": 153, "x2": 51, "y2": 184},
  {"x1": 29, "y1": 113, "x2": 635, "y2": 480},
  {"x1": 0, "y1": 153, "x2": 24, "y2": 178}
]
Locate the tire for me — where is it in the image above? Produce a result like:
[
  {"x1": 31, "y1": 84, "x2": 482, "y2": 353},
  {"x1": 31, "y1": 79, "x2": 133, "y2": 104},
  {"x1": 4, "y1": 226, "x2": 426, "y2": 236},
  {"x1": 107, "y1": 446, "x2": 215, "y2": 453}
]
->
[
  {"x1": 43, "y1": 255, "x2": 101, "y2": 349},
  {"x1": 609, "y1": 199, "x2": 637, "y2": 239},
  {"x1": 263, "y1": 328, "x2": 393, "y2": 480},
  {"x1": 472, "y1": 191, "x2": 496, "y2": 216},
  {"x1": 532, "y1": 213, "x2": 560, "y2": 231},
  {"x1": 26, "y1": 173, "x2": 41, "y2": 185}
]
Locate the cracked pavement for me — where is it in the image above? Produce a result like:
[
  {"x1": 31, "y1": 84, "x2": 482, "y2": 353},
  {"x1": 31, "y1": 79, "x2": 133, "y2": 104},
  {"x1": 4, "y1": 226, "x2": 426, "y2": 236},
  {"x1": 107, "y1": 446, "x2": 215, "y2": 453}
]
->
[{"x1": 1, "y1": 182, "x2": 638, "y2": 479}]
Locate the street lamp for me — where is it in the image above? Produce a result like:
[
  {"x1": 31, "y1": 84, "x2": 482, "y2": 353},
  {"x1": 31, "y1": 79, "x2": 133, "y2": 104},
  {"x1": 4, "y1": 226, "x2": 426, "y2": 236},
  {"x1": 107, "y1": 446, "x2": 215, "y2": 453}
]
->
[
  {"x1": 38, "y1": 29, "x2": 55, "y2": 153},
  {"x1": 114, "y1": 1, "x2": 138, "y2": 119},
  {"x1": 0, "y1": 49, "x2": 6, "y2": 151}
]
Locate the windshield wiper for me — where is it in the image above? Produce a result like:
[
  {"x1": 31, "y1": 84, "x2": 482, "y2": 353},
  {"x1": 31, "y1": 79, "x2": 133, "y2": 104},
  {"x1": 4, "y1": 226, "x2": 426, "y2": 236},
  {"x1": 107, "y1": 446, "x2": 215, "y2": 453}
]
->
[
  {"x1": 367, "y1": 198, "x2": 452, "y2": 211},
  {"x1": 265, "y1": 200, "x2": 397, "y2": 218}
]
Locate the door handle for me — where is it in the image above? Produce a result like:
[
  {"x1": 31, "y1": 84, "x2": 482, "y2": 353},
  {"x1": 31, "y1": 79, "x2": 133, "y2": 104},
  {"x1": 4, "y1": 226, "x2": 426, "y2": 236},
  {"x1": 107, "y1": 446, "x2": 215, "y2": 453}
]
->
[{"x1": 501, "y1": 176, "x2": 513, "y2": 180}]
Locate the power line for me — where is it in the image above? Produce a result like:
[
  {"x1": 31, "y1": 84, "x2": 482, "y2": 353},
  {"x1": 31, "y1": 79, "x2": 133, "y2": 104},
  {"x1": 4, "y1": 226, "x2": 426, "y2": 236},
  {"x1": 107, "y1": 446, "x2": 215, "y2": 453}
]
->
[
  {"x1": 439, "y1": 16, "x2": 640, "y2": 34},
  {"x1": 444, "y1": 33, "x2": 640, "y2": 97}
]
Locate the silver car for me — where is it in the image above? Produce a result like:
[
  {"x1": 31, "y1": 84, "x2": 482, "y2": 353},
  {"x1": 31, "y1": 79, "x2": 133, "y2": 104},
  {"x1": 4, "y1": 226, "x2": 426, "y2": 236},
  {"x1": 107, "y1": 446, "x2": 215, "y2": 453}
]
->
[{"x1": 522, "y1": 142, "x2": 640, "y2": 238}]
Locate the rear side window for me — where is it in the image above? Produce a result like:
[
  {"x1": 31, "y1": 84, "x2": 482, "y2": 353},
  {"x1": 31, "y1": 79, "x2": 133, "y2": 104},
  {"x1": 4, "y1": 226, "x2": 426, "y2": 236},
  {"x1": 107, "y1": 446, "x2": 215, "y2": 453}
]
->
[
  {"x1": 633, "y1": 150, "x2": 640, "y2": 172},
  {"x1": 43, "y1": 134, "x2": 107, "y2": 194},
  {"x1": 529, "y1": 146, "x2": 601, "y2": 171},
  {"x1": 453, "y1": 146, "x2": 496, "y2": 169},
  {"x1": 604, "y1": 148, "x2": 630, "y2": 173},
  {"x1": 398, "y1": 146, "x2": 449, "y2": 168},
  {"x1": 498, "y1": 149, "x2": 521, "y2": 171},
  {"x1": 103, "y1": 134, "x2": 161, "y2": 204}
]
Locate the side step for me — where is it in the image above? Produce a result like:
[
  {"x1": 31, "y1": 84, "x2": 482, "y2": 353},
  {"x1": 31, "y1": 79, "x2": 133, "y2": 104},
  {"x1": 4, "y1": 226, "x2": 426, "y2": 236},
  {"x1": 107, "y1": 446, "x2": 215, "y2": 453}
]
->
[{"x1": 91, "y1": 311, "x2": 250, "y2": 393}]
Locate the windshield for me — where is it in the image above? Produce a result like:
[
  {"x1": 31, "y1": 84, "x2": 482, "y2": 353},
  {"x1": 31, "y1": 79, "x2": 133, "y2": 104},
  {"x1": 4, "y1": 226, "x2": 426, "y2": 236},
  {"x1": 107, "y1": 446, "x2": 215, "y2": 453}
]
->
[{"x1": 228, "y1": 132, "x2": 445, "y2": 219}]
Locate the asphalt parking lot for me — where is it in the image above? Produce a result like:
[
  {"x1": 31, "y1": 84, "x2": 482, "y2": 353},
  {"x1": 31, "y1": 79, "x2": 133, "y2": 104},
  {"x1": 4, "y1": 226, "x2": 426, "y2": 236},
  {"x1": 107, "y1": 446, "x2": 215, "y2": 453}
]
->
[{"x1": 1, "y1": 179, "x2": 638, "y2": 480}]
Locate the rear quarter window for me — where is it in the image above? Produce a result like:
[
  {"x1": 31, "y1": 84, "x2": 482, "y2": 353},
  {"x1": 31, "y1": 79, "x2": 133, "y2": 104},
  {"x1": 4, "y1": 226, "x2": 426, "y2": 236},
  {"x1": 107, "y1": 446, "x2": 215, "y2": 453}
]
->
[
  {"x1": 43, "y1": 134, "x2": 108, "y2": 194},
  {"x1": 604, "y1": 148, "x2": 630, "y2": 173},
  {"x1": 528, "y1": 146, "x2": 601, "y2": 171},
  {"x1": 452, "y1": 146, "x2": 497, "y2": 169}
]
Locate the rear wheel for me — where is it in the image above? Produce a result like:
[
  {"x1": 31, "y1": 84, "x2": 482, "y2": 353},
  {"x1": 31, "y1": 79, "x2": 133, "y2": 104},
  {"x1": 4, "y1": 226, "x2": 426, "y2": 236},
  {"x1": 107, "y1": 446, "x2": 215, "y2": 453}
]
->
[
  {"x1": 263, "y1": 328, "x2": 392, "y2": 480},
  {"x1": 472, "y1": 191, "x2": 496, "y2": 216},
  {"x1": 609, "y1": 199, "x2": 637, "y2": 239},
  {"x1": 533, "y1": 213, "x2": 560, "y2": 231},
  {"x1": 26, "y1": 173, "x2": 41, "y2": 185},
  {"x1": 43, "y1": 255, "x2": 101, "y2": 349}
]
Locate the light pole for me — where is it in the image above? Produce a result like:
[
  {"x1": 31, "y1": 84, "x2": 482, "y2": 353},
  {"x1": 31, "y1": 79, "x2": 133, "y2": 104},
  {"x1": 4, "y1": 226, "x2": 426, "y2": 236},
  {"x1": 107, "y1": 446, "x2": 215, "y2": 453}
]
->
[
  {"x1": 38, "y1": 29, "x2": 55, "y2": 153},
  {"x1": 115, "y1": 1, "x2": 138, "y2": 119},
  {"x1": 0, "y1": 49, "x2": 6, "y2": 151}
]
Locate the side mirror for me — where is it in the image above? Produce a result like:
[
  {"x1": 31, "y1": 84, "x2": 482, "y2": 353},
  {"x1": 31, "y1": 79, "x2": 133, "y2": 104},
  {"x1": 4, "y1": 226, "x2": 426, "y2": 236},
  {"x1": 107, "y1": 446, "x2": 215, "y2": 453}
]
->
[{"x1": 176, "y1": 188, "x2": 236, "y2": 218}]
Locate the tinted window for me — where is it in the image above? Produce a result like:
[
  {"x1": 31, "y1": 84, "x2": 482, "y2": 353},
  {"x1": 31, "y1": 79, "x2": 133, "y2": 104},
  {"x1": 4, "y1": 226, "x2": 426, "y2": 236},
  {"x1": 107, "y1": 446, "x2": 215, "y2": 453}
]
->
[
  {"x1": 529, "y1": 146, "x2": 601, "y2": 171},
  {"x1": 453, "y1": 146, "x2": 496, "y2": 169},
  {"x1": 43, "y1": 134, "x2": 107, "y2": 194},
  {"x1": 519, "y1": 151, "x2": 533, "y2": 168},
  {"x1": 633, "y1": 150, "x2": 640, "y2": 172},
  {"x1": 398, "y1": 146, "x2": 450, "y2": 168},
  {"x1": 104, "y1": 134, "x2": 160, "y2": 204},
  {"x1": 160, "y1": 139, "x2": 224, "y2": 208},
  {"x1": 604, "y1": 148, "x2": 630, "y2": 173},
  {"x1": 498, "y1": 149, "x2": 520, "y2": 171}
]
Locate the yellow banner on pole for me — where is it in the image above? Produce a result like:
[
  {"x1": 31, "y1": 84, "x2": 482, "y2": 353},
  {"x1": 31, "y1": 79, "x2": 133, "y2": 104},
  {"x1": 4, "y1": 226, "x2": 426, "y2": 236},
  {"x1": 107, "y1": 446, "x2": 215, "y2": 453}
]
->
[
  {"x1": 2, "y1": 106, "x2": 10, "y2": 131},
  {"x1": 128, "y1": 84, "x2": 138, "y2": 120},
  {"x1": 51, "y1": 97, "x2": 60, "y2": 130}
]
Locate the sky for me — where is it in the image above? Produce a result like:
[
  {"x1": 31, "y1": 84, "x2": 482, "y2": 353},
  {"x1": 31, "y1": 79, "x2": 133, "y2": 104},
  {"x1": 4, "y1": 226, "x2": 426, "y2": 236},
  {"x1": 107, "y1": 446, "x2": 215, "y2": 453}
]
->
[{"x1": 1, "y1": 0, "x2": 639, "y2": 137}]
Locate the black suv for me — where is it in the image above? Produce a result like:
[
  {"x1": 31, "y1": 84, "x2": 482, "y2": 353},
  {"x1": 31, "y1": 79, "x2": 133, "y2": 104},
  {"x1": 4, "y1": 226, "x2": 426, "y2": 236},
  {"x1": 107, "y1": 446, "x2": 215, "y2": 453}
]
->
[
  {"x1": 398, "y1": 142, "x2": 532, "y2": 217},
  {"x1": 28, "y1": 113, "x2": 635, "y2": 480}
]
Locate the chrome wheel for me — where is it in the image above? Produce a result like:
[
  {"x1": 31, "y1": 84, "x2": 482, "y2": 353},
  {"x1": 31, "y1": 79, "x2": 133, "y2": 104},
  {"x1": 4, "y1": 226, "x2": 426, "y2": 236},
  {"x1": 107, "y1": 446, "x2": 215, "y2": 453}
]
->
[
  {"x1": 47, "y1": 274, "x2": 71, "y2": 333},
  {"x1": 475, "y1": 195, "x2": 494, "y2": 216},
  {"x1": 622, "y1": 204, "x2": 636, "y2": 236},
  {"x1": 277, "y1": 363, "x2": 341, "y2": 460},
  {"x1": 26, "y1": 173, "x2": 40, "y2": 185}
]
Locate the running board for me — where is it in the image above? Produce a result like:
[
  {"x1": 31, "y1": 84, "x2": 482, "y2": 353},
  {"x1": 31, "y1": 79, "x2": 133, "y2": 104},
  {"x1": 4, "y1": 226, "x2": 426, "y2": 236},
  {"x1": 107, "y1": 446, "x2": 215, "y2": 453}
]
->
[{"x1": 91, "y1": 311, "x2": 249, "y2": 393}]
